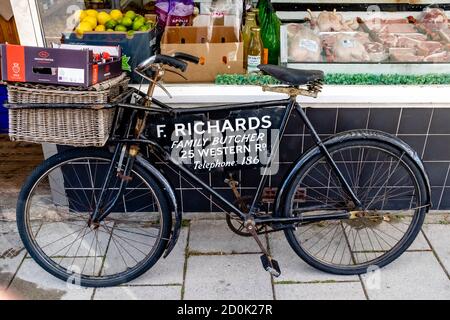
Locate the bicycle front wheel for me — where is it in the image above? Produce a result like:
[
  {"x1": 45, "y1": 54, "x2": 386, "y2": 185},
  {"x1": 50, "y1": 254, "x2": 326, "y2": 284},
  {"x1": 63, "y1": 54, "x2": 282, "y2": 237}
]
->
[
  {"x1": 16, "y1": 148, "x2": 172, "y2": 287},
  {"x1": 283, "y1": 134, "x2": 429, "y2": 275}
]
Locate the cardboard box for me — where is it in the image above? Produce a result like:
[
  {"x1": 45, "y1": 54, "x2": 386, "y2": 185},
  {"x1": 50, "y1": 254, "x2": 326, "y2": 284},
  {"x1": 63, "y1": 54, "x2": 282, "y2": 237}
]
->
[
  {"x1": 0, "y1": 44, "x2": 122, "y2": 87},
  {"x1": 160, "y1": 26, "x2": 244, "y2": 83},
  {"x1": 192, "y1": 15, "x2": 240, "y2": 27},
  {"x1": 62, "y1": 29, "x2": 156, "y2": 83}
]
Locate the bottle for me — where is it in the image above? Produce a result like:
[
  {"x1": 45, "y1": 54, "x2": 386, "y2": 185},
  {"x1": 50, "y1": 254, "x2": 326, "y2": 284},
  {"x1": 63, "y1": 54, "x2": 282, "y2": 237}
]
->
[
  {"x1": 242, "y1": 16, "x2": 257, "y2": 68},
  {"x1": 250, "y1": 7, "x2": 259, "y2": 25},
  {"x1": 258, "y1": 0, "x2": 281, "y2": 65},
  {"x1": 247, "y1": 27, "x2": 263, "y2": 74}
]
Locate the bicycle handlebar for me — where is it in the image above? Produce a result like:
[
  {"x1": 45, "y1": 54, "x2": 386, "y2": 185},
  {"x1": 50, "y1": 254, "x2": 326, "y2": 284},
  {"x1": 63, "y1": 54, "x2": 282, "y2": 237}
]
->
[
  {"x1": 172, "y1": 52, "x2": 200, "y2": 64},
  {"x1": 154, "y1": 54, "x2": 188, "y2": 72}
]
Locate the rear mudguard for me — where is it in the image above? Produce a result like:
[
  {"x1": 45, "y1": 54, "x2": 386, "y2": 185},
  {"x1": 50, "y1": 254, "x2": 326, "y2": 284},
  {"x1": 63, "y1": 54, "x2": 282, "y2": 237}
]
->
[
  {"x1": 273, "y1": 129, "x2": 432, "y2": 217},
  {"x1": 136, "y1": 156, "x2": 181, "y2": 258}
]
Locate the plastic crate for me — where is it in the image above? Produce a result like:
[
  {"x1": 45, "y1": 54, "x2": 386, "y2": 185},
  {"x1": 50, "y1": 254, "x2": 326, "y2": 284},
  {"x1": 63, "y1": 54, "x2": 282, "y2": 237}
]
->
[{"x1": 0, "y1": 85, "x2": 7, "y2": 133}]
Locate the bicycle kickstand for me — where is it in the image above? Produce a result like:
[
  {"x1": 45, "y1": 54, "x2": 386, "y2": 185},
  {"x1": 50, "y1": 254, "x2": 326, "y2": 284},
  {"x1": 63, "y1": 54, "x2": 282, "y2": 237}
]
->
[{"x1": 244, "y1": 219, "x2": 281, "y2": 277}]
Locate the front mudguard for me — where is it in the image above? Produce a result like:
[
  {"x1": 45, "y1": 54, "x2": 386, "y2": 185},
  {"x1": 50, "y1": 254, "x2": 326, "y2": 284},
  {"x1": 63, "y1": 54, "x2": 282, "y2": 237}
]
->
[
  {"x1": 136, "y1": 156, "x2": 181, "y2": 258},
  {"x1": 273, "y1": 129, "x2": 432, "y2": 217}
]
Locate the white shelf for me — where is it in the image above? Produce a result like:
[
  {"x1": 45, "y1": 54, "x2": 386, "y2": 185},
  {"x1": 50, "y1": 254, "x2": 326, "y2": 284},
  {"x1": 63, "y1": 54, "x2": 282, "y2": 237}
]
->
[{"x1": 131, "y1": 83, "x2": 450, "y2": 106}]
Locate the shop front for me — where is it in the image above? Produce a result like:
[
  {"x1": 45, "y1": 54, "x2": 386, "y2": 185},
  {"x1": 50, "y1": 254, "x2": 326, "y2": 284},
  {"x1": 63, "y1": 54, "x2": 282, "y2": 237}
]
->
[{"x1": 7, "y1": 0, "x2": 450, "y2": 211}]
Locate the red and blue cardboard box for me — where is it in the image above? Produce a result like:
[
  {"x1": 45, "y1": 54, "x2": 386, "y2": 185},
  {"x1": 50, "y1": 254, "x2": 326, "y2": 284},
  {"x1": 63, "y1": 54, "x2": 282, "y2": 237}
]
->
[{"x1": 0, "y1": 43, "x2": 122, "y2": 87}]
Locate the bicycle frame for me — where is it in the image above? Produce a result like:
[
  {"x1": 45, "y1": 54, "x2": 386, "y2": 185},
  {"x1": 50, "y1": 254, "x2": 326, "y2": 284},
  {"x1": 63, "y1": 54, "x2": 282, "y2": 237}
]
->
[{"x1": 93, "y1": 90, "x2": 361, "y2": 226}]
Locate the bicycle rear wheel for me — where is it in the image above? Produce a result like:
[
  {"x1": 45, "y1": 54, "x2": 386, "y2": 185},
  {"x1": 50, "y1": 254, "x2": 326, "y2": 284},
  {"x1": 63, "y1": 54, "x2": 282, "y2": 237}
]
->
[
  {"x1": 16, "y1": 148, "x2": 171, "y2": 287},
  {"x1": 283, "y1": 135, "x2": 428, "y2": 275}
]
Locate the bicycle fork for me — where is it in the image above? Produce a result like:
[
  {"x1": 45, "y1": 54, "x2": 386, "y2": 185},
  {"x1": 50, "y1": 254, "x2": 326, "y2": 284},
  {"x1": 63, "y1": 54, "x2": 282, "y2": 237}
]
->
[{"x1": 89, "y1": 143, "x2": 139, "y2": 226}]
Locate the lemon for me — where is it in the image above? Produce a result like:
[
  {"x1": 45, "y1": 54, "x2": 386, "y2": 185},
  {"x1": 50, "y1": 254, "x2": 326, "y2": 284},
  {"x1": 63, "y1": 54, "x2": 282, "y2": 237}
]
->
[
  {"x1": 82, "y1": 16, "x2": 97, "y2": 29},
  {"x1": 85, "y1": 9, "x2": 98, "y2": 18},
  {"x1": 76, "y1": 21, "x2": 93, "y2": 35},
  {"x1": 97, "y1": 12, "x2": 111, "y2": 25},
  {"x1": 110, "y1": 9, "x2": 123, "y2": 21},
  {"x1": 76, "y1": 9, "x2": 87, "y2": 22},
  {"x1": 95, "y1": 25, "x2": 106, "y2": 31}
]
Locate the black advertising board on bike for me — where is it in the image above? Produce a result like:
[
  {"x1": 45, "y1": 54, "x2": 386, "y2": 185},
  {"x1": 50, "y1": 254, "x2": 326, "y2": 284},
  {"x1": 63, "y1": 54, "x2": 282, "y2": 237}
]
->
[{"x1": 144, "y1": 103, "x2": 286, "y2": 172}]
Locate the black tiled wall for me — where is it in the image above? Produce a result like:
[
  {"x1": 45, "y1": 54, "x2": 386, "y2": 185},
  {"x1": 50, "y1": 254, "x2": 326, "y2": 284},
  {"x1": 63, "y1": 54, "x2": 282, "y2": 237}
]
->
[{"x1": 147, "y1": 107, "x2": 450, "y2": 212}]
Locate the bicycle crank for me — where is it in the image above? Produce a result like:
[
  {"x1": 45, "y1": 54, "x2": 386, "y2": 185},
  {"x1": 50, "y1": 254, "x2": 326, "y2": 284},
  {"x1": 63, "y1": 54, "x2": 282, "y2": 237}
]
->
[{"x1": 244, "y1": 219, "x2": 281, "y2": 277}]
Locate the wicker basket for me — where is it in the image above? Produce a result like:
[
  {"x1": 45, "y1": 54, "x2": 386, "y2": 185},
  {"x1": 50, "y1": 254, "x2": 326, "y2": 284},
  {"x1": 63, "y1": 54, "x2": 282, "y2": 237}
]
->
[
  {"x1": 7, "y1": 73, "x2": 129, "y2": 104},
  {"x1": 5, "y1": 75, "x2": 130, "y2": 147},
  {"x1": 7, "y1": 105, "x2": 114, "y2": 147}
]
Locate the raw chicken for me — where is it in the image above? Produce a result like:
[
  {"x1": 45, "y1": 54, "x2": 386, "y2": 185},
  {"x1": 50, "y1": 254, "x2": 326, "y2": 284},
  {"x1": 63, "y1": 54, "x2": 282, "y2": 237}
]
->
[
  {"x1": 321, "y1": 32, "x2": 370, "y2": 47},
  {"x1": 418, "y1": 7, "x2": 448, "y2": 31},
  {"x1": 331, "y1": 33, "x2": 371, "y2": 62},
  {"x1": 307, "y1": 9, "x2": 355, "y2": 32},
  {"x1": 287, "y1": 24, "x2": 322, "y2": 62}
]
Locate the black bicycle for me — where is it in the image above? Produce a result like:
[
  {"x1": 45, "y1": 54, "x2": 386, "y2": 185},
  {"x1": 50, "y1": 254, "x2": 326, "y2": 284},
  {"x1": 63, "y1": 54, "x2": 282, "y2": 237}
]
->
[{"x1": 16, "y1": 52, "x2": 431, "y2": 287}]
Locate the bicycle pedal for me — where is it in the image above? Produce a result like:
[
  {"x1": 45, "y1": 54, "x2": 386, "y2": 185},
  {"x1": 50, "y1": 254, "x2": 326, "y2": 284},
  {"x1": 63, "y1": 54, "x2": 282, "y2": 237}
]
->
[{"x1": 260, "y1": 255, "x2": 281, "y2": 277}]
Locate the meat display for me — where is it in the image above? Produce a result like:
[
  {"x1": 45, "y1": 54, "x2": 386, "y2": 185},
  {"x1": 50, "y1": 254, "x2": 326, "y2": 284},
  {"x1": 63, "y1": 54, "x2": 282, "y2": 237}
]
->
[
  {"x1": 284, "y1": 8, "x2": 450, "y2": 64},
  {"x1": 286, "y1": 24, "x2": 322, "y2": 62}
]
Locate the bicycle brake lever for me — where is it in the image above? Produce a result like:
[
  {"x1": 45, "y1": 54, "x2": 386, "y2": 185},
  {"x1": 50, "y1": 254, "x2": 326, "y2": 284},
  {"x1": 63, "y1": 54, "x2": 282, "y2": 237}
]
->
[
  {"x1": 164, "y1": 68, "x2": 188, "y2": 81},
  {"x1": 134, "y1": 68, "x2": 173, "y2": 99},
  {"x1": 156, "y1": 82, "x2": 173, "y2": 99}
]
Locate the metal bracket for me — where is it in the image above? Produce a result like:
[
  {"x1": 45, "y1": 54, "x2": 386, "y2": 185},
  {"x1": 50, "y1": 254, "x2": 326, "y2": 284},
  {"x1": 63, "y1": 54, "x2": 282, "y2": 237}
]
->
[{"x1": 262, "y1": 81, "x2": 323, "y2": 98}]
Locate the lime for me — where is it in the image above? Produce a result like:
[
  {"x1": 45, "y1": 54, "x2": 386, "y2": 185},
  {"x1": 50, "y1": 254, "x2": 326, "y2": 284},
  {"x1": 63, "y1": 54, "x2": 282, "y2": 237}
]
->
[
  {"x1": 138, "y1": 25, "x2": 150, "y2": 32},
  {"x1": 121, "y1": 16, "x2": 133, "y2": 28},
  {"x1": 82, "y1": 16, "x2": 97, "y2": 29},
  {"x1": 105, "y1": 19, "x2": 117, "y2": 30},
  {"x1": 135, "y1": 14, "x2": 144, "y2": 21},
  {"x1": 127, "y1": 30, "x2": 135, "y2": 37},
  {"x1": 106, "y1": 28, "x2": 114, "y2": 32},
  {"x1": 110, "y1": 9, "x2": 123, "y2": 21},
  {"x1": 124, "y1": 10, "x2": 136, "y2": 21},
  {"x1": 116, "y1": 18, "x2": 123, "y2": 25},
  {"x1": 115, "y1": 24, "x2": 127, "y2": 32},
  {"x1": 132, "y1": 19, "x2": 144, "y2": 31},
  {"x1": 97, "y1": 12, "x2": 111, "y2": 25}
]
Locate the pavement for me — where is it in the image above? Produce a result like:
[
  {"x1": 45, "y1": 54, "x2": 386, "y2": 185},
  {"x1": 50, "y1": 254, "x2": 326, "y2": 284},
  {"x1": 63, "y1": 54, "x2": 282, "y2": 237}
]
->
[{"x1": 0, "y1": 214, "x2": 449, "y2": 300}]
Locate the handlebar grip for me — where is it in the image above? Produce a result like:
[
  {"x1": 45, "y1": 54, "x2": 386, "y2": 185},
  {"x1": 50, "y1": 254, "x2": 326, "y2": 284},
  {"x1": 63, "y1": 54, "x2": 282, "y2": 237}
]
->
[
  {"x1": 173, "y1": 52, "x2": 200, "y2": 64},
  {"x1": 155, "y1": 54, "x2": 188, "y2": 72}
]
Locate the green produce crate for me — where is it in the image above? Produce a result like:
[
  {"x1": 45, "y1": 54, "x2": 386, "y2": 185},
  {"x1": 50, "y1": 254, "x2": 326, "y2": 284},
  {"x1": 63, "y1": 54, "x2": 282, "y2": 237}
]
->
[{"x1": 62, "y1": 30, "x2": 157, "y2": 83}]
